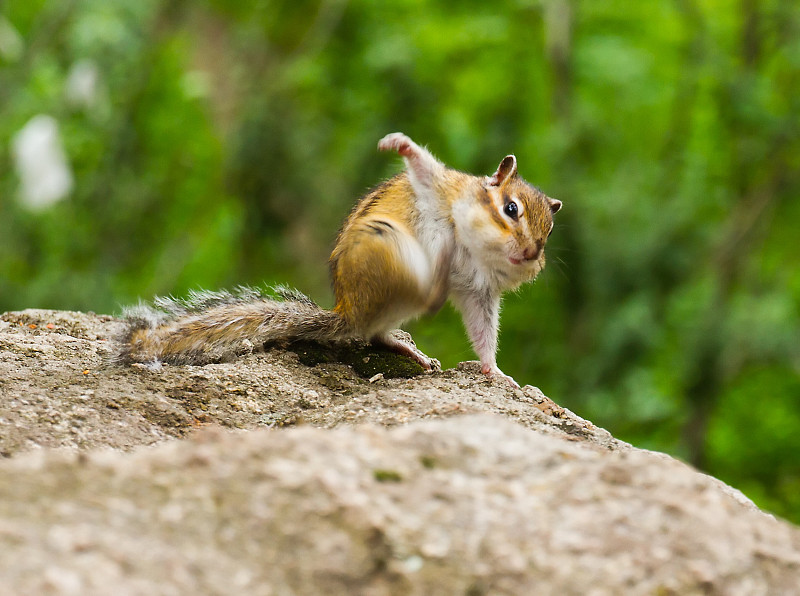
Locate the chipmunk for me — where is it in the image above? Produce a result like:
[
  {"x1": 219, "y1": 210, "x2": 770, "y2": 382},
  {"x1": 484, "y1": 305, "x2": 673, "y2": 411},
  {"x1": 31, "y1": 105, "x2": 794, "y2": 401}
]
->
[{"x1": 120, "y1": 132, "x2": 561, "y2": 386}]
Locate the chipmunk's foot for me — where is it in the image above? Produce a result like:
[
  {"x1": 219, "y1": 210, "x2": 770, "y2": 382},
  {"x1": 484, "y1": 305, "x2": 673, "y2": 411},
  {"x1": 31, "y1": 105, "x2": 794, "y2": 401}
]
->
[
  {"x1": 374, "y1": 331, "x2": 441, "y2": 372},
  {"x1": 378, "y1": 132, "x2": 442, "y2": 188},
  {"x1": 377, "y1": 132, "x2": 417, "y2": 157},
  {"x1": 481, "y1": 363, "x2": 520, "y2": 388}
]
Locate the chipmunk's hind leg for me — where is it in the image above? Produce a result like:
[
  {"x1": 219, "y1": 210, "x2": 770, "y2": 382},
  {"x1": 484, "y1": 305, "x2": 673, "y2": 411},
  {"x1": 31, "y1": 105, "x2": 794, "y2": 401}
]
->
[
  {"x1": 332, "y1": 218, "x2": 431, "y2": 335},
  {"x1": 372, "y1": 331, "x2": 440, "y2": 372}
]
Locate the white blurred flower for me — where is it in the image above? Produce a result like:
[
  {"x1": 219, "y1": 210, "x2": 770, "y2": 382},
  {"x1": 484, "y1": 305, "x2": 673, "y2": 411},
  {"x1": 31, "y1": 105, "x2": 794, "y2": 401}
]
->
[
  {"x1": 11, "y1": 115, "x2": 74, "y2": 211},
  {"x1": 65, "y1": 59, "x2": 100, "y2": 109}
]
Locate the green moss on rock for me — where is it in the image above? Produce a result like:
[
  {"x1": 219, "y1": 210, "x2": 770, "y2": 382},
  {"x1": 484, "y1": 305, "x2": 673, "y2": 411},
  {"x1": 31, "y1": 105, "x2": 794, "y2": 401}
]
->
[{"x1": 285, "y1": 340, "x2": 426, "y2": 379}]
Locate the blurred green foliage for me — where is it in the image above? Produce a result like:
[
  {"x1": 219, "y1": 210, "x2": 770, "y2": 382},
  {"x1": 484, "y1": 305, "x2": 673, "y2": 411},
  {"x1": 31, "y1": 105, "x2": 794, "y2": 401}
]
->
[{"x1": 1, "y1": 0, "x2": 799, "y2": 521}]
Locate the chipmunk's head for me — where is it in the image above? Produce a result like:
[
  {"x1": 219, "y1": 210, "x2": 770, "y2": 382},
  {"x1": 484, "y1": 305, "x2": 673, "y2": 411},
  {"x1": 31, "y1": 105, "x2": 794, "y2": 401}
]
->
[{"x1": 454, "y1": 154, "x2": 561, "y2": 288}]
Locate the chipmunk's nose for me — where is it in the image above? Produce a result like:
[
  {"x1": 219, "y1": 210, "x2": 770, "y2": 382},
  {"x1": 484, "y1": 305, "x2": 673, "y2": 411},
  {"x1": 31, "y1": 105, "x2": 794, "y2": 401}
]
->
[{"x1": 523, "y1": 244, "x2": 541, "y2": 261}]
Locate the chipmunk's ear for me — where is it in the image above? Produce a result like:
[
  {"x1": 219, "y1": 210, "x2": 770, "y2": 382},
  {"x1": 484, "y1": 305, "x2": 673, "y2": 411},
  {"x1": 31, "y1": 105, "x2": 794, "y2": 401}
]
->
[
  {"x1": 549, "y1": 197, "x2": 562, "y2": 214},
  {"x1": 488, "y1": 155, "x2": 517, "y2": 187}
]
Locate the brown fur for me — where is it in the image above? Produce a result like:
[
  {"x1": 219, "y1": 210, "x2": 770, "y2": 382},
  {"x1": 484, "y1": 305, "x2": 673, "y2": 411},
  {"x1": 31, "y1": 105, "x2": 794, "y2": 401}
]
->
[
  {"x1": 119, "y1": 134, "x2": 560, "y2": 372},
  {"x1": 330, "y1": 174, "x2": 428, "y2": 335}
]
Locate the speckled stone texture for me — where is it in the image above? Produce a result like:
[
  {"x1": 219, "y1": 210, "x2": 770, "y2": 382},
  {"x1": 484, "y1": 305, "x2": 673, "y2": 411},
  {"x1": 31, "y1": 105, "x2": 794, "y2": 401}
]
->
[{"x1": 1, "y1": 310, "x2": 799, "y2": 595}]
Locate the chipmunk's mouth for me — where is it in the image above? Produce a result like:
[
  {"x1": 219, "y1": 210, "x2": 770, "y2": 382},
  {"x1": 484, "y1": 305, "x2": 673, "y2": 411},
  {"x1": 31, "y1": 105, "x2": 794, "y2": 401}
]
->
[{"x1": 509, "y1": 257, "x2": 522, "y2": 265}]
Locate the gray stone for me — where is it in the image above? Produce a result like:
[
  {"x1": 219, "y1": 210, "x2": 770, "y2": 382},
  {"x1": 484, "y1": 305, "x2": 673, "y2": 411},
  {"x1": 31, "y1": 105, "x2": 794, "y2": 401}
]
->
[{"x1": 1, "y1": 309, "x2": 799, "y2": 595}]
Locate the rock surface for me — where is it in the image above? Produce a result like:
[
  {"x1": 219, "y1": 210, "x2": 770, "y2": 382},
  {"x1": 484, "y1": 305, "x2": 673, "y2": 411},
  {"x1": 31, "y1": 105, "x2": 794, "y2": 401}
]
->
[{"x1": 1, "y1": 309, "x2": 799, "y2": 595}]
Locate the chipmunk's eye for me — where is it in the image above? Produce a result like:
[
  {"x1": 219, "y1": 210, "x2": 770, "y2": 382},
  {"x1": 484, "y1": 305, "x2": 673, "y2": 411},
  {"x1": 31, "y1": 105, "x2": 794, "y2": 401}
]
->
[{"x1": 503, "y1": 201, "x2": 518, "y2": 220}]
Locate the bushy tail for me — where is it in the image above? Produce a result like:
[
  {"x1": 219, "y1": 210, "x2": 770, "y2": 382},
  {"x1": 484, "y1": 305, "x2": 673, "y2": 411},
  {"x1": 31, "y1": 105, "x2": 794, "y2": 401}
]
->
[{"x1": 118, "y1": 286, "x2": 351, "y2": 365}]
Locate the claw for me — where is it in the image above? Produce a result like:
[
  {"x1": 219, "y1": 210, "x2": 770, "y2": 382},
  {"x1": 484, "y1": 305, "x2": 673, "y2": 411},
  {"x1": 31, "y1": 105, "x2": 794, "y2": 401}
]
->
[
  {"x1": 374, "y1": 331, "x2": 441, "y2": 372},
  {"x1": 377, "y1": 132, "x2": 415, "y2": 157},
  {"x1": 481, "y1": 363, "x2": 520, "y2": 388}
]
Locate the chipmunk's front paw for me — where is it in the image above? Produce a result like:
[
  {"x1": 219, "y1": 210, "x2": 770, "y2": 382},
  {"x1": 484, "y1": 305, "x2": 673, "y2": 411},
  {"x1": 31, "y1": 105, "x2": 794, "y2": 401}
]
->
[
  {"x1": 378, "y1": 132, "x2": 415, "y2": 157},
  {"x1": 481, "y1": 363, "x2": 520, "y2": 389}
]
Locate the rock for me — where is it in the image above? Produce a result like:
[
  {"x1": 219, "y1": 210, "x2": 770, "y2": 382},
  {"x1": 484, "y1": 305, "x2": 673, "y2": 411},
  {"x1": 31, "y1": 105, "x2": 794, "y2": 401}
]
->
[
  {"x1": 1, "y1": 309, "x2": 799, "y2": 594},
  {"x1": 0, "y1": 309, "x2": 617, "y2": 454}
]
